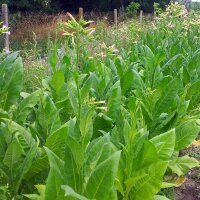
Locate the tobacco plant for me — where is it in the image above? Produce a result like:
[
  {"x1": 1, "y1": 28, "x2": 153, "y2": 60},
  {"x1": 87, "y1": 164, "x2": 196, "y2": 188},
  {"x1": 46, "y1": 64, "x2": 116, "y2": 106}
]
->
[{"x1": 0, "y1": 3, "x2": 199, "y2": 200}]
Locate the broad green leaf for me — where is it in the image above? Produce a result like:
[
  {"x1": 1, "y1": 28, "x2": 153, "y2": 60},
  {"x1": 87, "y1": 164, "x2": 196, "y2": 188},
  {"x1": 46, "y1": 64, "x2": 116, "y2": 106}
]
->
[
  {"x1": 14, "y1": 142, "x2": 39, "y2": 196},
  {"x1": 25, "y1": 124, "x2": 68, "y2": 180},
  {"x1": 153, "y1": 78, "x2": 180, "y2": 118},
  {"x1": 50, "y1": 70, "x2": 65, "y2": 99},
  {"x1": 0, "y1": 56, "x2": 23, "y2": 110},
  {"x1": 186, "y1": 80, "x2": 200, "y2": 109},
  {"x1": 13, "y1": 90, "x2": 41, "y2": 125},
  {"x1": 150, "y1": 129, "x2": 175, "y2": 160},
  {"x1": 80, "y1": 106, "x2": 94, "y2": 146},
  {"x1": 64, "y1": 136, "x2": 83, "y2": 193},
  {"x1": 125, "y1": 175, "x2": 148, "y2": 197},
  {"x1": 81, "y1": 72, "x2": 98, "y2": 101},
  {"x1": 153, "y1": 195, "x2": 170, "y2": 200},
  {"x1": 121, "y1": 69, "x2": 145, "y2": 95},
  {"x1": 107, "y1": 81, "x2": 121, "y2": 122},
  {"x1": 24, "y1": 185, "x2": 46, "y2": 200},
  {"x1": 36, "y1": 94, "x2": 61, "y2": 136},
  {"x1": 161, "y1": 182, "x2": 176, "y2": 188},
  {"x1": 48, "y1": 46, "x2": 58, "y2": 73},
  {"x1": 66, "y1": 136, "x2": 84, "y2": 170},
  {"x1": 162, "y1": 54, "x2": 182, "y2": 71},
  {"x1": 93, "y1": 113, "x2": 112, "y2": 135},
  {"x1": 85, "y1": 134, "x2": 117, "y2": 180},
  {"x1": 3, "y1": 140, "x2": 23, "y2": 168},
  {"x1": 2, "y1": 119, "x2": 36, "y2": 148},
  {"x1": 62, "y1": 185, "x2": 89, "y2": 200},
  {"x1": 187, "y1": 80, "x2": 200, "y2": 97},
  {"x1": 120, "y1": 68, "x2": 134, "y2": 95},
  {"x1": 0, "y1": 133, "x2": 6, "y2": 161},
  {"x1": 175, "y1": 121, "x2": 200, "y2": 150},
  {"x1": 131, "y1": 69, "x2": 145, "y2": 90},
  {"x1": 140, "y1": 45, "x2": 156, "y2": 87},
  {"x1": 85, "y1": 134, "x2": 110, "y2": 168},
  {"x1": 84, "y1": 151, "x2": 121, "y2": 200},
  {"x1": 0, "y1": 108, "x2": 8, "y2": 118},
  {"x1": 44, "y1": 147, "x2": 66, "y2": 200},
  {"x1": 135, "y1": 140, "x2": 158, "y2": 170},
  {"x1": 131, "y1": 161, "x2": 168, "y2": 200},
  {"x1": 115, "y1": 57, "x2": 124, "y2": 78},
  {"x1": 67, "y1": 83, "x2": 78, "y2": 115},
  {"x1": 168, "y1": 155, "x2": 199, "y2": 176},
  {"x1": 183, "y1": 66, "x2": 190, "y2": 85}
]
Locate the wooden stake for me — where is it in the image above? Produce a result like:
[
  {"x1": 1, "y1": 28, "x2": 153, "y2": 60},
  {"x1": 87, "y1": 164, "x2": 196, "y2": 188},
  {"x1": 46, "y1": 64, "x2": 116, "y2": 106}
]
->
[
  {"x1": 114, "y1": 9, "x2": 118, "y2": 27},
  {"x1": 79, "y1": 7, "x2": 83, "y2": 19},
  {"x1": 140, "y1": 10, "x2": 143, "y2": 24},
  {"x1": 2, "y1": 4, "x2": 9, "y2": 54}
]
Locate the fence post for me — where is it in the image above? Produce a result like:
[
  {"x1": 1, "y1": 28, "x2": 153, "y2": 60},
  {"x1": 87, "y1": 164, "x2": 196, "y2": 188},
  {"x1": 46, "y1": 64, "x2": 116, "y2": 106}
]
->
[
  {"x1": 79, "y1": 7, "x2": 83, "y2": 19},
  {"x1": 2, "y1": 4, "x2": 9, "y2": 54},
  {"x1": 114, "y1": 9, "x2": 118, "y2": 27},
  {"x1": 140, "y1": 10, "x2": 143, "y2": 24}
]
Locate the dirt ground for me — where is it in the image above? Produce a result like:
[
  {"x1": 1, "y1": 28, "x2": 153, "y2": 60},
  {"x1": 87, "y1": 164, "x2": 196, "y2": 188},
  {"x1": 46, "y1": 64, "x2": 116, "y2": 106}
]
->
[{"x1": 175, "y1": 144, "x2": 200, "y2": 200}]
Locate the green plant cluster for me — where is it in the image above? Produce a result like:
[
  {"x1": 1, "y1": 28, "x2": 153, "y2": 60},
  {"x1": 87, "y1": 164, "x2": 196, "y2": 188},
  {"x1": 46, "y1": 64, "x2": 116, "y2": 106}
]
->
[
  {"x1": 0, "y1": 0, "x2": 171, "y2": 13},
  {"x1": 0, "y1": 3, "x2": 199, "y2": 200},
  {"x1": 126, "y1": 2, "x2": 140, "y2": 17}
]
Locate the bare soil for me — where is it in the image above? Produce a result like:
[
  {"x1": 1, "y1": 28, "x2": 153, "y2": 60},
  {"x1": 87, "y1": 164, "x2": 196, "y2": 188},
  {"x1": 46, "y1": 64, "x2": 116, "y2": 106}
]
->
[{"x1": 175, "y1": 144, "x2": 200, "y2": 200}]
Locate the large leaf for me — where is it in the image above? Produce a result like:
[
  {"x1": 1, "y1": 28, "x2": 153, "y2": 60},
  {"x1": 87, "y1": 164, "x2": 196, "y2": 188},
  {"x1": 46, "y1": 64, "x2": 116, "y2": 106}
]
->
[
  {"x1": 64, "y1": 136, "x2": 83, "y2": 193},
  {"x1": 25, "y1": 124, "x2": 68, "y2": 180},
  {"x1": 50, "y1": 70, "x2": 65, "y2": 99},
  {"x1": 141, "y1": 45, "x2": 155, "y2": 85},
  {"x1": 85, "y1": 134, "x2": 110, "y2": 167},
  {"x1": 2, "y1": 119, "x2": 36, "y2": 148},
  {"x1": 168, "y1": 155, "x2": 199, "y2": 176},
  {"x1": 80, "y1": 106, "x2": 94, "y2": 147},
  {"x1": 150, "y1": 129, "x2": 175, "y2": 160},
  {"x1": 107, "y1": 81, "x2": 121, "y2": 122},
  {"x1": 0, "y1": 132, "x2": 6, "y2": 161},
  {"x1": 84, "y1": 151, "x2": 121, "y2": 200},
  {"x1": 120, "y1": 69, "x2": 145, "y2": 95},
  {"x1": 130, "y1": 161, "x2": 168, "y2": 200},
  {"x1": 3, "y1": 140, "x2": 23, "y2": 169},
  {"x1": 80, "y1": 72, "x2": 98, "y2": 101},
  {"x1": 153, "y1": 195, "x2": 170, "y2": 200},
  {"x1": 175, "y1": 121, "x2": 200, "y2": 150},
  {"x1": 0, "y1": 55, "x2": 23, "y2": 110},
  {"x1": 67, "y1": 83, "x2": 79, "y2": 115},
  {"x1": 13, "y1": 90, "x2": 41, "y2": 125},
  {"x1": 14, "y1": 142, "x2": 39, "y2": 195},
  {"x1": 62, "y1": 185, "x2": 89, "y2": 200},
  {"x1": 153, "y1": 78, "x2": 180, "y2": 118},
  {"x1": 35, "y1": 94, "x2": 61, "y2": 136},
  {"x1": 135, "y1": 140, "x2": 158, "y2": 170},
  {"x1": 44, "y1": 147, "x2": 66, "y2": 200},
  {"x1": 24, "y1": 185, "x2": 46, "y2": 200},
  {"x1": 2, "y1": 129, "x2": 38, "y2": 196}
]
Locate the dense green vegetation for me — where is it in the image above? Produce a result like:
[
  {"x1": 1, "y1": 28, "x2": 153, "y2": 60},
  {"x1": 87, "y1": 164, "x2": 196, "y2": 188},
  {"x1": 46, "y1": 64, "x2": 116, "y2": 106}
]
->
[
  {"x1": 0, "y1": 0, "x2": 171, "y2": 12},
  {"x1": 0, "y1": 3, "x2": 199, "y2": 200}
]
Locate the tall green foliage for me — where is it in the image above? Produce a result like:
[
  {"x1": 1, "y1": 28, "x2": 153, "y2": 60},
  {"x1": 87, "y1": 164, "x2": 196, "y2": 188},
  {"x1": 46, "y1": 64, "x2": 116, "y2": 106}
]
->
[
  {"x1": 0, "y1": 3, "x2": 199, "y2": 200},
  {"x1": 0, "y1": 0, "x2": 171, "y2": 12}
]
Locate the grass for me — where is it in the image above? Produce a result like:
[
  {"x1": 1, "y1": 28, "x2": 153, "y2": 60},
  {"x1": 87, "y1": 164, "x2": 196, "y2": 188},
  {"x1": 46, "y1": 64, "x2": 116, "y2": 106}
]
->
[
  {"x1": 23, "y1": 59, "x2": 48, "y2": 92},
  {"x1": 9, "y1": 11, "x2": 152, "y2": 52}
]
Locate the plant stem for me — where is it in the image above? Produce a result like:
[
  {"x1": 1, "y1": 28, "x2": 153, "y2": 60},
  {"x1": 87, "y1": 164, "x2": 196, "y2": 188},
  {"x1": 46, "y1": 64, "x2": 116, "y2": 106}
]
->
[{"x1": 75, "y1": 33, "x2": 82, "y2": 120}]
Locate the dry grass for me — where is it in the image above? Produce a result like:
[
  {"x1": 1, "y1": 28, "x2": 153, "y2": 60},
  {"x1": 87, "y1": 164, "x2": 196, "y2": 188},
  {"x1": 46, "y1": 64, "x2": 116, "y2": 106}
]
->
[
  {"x1": 11, "y1": 12, "x2": 70, "y2": 42},
  {"x1": 10, "y1": 12, "x2": 115, "y2": 43}
]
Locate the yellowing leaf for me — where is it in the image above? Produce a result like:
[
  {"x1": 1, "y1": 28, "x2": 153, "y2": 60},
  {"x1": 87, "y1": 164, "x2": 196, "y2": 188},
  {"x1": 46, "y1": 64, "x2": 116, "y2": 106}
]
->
[
  {"x1": 174, "y1": 176, "x2": 187, "y2": 187},
  {"x1": 188, "y1": 140, "x2": 200, "y2": 148}
]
